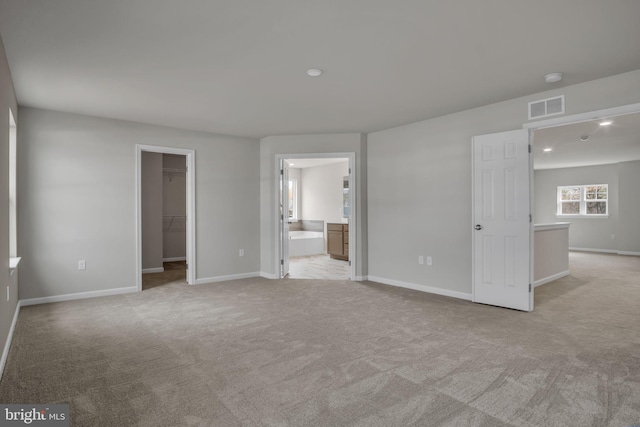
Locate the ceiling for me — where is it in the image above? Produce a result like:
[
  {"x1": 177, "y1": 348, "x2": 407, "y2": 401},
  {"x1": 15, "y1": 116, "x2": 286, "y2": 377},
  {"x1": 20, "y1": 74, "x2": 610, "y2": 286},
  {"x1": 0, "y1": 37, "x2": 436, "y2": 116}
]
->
[
  {"x1": 1, "y1": 1, "x2": 640, "y2": 139},
  {"x1": 533, "y1": 112, "x2": 640, "y2": 170}
]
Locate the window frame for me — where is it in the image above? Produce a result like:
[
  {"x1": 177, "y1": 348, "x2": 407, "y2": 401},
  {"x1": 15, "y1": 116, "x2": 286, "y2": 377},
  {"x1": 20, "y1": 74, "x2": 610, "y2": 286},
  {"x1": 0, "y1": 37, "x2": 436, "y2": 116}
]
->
[{"x1": 556, "y1": 184, "x2": 609, "y2": 218}]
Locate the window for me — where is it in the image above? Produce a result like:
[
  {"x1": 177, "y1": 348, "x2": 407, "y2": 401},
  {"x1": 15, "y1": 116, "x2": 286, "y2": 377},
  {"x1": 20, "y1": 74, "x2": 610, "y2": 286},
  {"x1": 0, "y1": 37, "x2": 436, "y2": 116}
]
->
[
  {"x1": 557, "y1": 184, "x2": 608, "y2": 217},
  {"x1": 288, "y1": 179, "x2": 297, "y2": 219}
]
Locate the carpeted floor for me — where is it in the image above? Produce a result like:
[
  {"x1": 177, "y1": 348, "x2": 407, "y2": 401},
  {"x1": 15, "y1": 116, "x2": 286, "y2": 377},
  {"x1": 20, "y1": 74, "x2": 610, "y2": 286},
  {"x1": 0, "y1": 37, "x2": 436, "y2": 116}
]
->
[{"x1": 1, "y1": 252, "x2": 638, "y2": 426}]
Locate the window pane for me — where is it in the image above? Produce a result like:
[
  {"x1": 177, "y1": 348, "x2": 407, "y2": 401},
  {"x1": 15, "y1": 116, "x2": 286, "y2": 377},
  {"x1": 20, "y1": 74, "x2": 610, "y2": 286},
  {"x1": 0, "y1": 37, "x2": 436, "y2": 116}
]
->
[
  {"x1": 561, "y1": 202, "x2": 580, "y2": 214},
  {"x1": 597, "y1": 186, "x2": 607, "y2": 199},
  {"x1": 561, "y1": 187, "x2": 581, "y2": 201},
  {"x1": 585, "y1": 186, "x2": 597, "y2": 199},
  {"x1": 586, "y1": 201, "x2": 606, "y2": 214}
]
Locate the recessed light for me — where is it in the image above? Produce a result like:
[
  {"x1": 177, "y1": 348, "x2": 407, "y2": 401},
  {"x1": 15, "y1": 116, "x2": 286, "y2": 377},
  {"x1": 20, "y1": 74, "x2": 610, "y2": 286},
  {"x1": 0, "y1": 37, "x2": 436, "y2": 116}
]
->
[
  {"x1": 543, "y1": 148, "x2": 552, "y2": 152},
  {"x1": 579, "y1": 135, "x2": 590, "y2": 142},
  {"x1": 599, "y1": 120, "x2": 612, "y2": 126},
  {"x1": 306, "y1": 68, "x2": 323, "y2": 77},
  {"x1": 544, "y1": 72, "x2": 563, "y2": 83}
]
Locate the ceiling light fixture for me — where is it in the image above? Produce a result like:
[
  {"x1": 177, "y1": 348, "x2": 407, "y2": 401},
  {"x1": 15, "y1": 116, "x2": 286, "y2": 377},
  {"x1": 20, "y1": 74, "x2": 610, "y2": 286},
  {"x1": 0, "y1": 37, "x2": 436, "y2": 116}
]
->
[
  {"x1": 543, "y1": 148, "x2": 552, "y2": 152},
  {"x1": 306, "y1": 68, "x2": 323, "y2": 77},
  {"x1": 544, "y1": 72, "x2": 563, "y2": 83},
  {"x1": 580, "y1": 135, "x2": 590, "y2": 142},
  {"x1": 599, "y1": 120, "x2": 612, "y2": 126}
]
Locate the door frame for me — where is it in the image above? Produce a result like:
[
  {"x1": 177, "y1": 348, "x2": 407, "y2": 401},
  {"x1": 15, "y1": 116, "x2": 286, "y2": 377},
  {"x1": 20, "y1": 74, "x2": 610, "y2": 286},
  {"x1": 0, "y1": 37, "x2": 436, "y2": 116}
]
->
[
  {"x1": 136, "y1": 145, "x2": 196, "y2": 290},
  {"x1": 274, "y1": 152, "x2": 356, "y2": 280}
]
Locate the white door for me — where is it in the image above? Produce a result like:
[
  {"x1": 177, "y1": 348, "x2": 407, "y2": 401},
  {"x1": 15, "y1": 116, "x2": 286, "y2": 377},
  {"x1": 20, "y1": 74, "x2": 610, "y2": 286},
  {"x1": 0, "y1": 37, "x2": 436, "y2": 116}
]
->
[
  {"x1": 280, "y1": 159, "x2": 290, "y2": 278},
  {"x1": 472, "y1": 129, "x2": 532, "y2": 311}
]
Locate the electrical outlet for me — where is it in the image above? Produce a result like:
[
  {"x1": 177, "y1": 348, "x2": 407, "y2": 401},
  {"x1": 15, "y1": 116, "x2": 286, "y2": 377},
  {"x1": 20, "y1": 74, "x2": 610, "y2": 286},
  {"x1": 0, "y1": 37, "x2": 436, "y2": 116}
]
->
[
  {"x1": 418, "y1": 256, "x2": 424, "y2": 265},
  {"x1": 78, "y1": 260, "x2": 86, "y2": 270},
  {"x1": 239, "y1": 249, "x2": 245, "y2": 257},
  {"x1": 427, "y1": 256, "x2": 433, "y2": 266}
]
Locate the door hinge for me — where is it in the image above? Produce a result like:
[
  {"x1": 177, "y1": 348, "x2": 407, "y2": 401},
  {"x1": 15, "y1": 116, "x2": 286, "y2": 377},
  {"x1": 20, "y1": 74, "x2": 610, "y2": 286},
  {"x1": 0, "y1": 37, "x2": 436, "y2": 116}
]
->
[
  {"x1": 529, "y1": 214, "x2": 532, "y2": 223},
  {"x1": 280, "y1": 168, "x2": 284, "y2": 175},
  {"x1": 529, "y1": 283, "x2": 532, "y2": 292},
  {"x1": 280, "y1": 259, "x2": 284, "y2": 265},
  {"x1": 349, "y1": 168, "x2": 351, "y2": 174},
  {"x1": 528, "y1": 144, "x2": 532, "y2": 153},
  {"x1": 185, "y1": 264, "x2": 188, "y2": 270},
  {"x1": 348, "y1": 260, "x2": 351, "y2": 266}
]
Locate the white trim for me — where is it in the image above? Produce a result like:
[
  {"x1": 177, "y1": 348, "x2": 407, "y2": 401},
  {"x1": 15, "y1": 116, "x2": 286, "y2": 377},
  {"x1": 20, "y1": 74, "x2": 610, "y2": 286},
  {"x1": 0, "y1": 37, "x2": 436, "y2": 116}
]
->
[
  {"x1": 194, "y1": 272, "x2": 261, "y2": 285},
  {"x1": 142, "y1": 267, "x2": 164, "y2": 274},
  {"x1": 534, "y1": 222, "x2": 571, "y2": 231},
  {"x1": 260, "y1": 272, "x2": 279, "y2": 279},
  {"x1": 0, "y1": 301, "x2": 21, "y2": 380},
  {"x1": 534, "y1": 270, "x2": 570, "y2": 287},
  {"x1": 367, "y1": 276, "x2": 472, "y2": 301},
  {"x1": 354, "y1": 275, "x2": 367, "y2": 281},
  {"x1": 569, "y1": 247, "x2": 618, "y2": 254},
  {"x1": 136, "y1": 145, "x2": 196, "y2": 290},
  {"x1": 524, "y1": 102, "x2": 640, "y2": 130},
  {"x1": 163, "y1": 257, "x2": 186, "y2": 262},
  {"x1": 20, "y1": 286, "x2": 138, "y2": 307},
  {"x1": 275, "y1": 153, "x2": 357, "y2": 281},
  {"x1": 570, "y1": 247, "x2": 640, "y2": 256}
]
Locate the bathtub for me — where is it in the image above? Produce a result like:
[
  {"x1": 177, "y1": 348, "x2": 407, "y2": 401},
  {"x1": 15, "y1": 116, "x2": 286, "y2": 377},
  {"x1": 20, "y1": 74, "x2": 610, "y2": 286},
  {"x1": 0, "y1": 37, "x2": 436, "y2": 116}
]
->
[{"x1": 289, "y1": 230, "x2": 325, "y2": 257}]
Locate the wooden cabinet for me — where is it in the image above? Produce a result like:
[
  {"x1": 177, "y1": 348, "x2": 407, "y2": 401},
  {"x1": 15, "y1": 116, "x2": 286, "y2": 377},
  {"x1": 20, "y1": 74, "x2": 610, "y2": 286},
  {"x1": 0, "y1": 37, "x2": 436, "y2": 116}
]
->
[{"x1": 327, "y1": 223, "x2": 349, "y2": 261}]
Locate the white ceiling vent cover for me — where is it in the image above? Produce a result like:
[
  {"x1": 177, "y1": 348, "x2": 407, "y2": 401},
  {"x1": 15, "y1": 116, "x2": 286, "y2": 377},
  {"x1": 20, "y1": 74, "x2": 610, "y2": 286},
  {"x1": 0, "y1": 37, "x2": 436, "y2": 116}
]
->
[{"x1": 528, "y1": 95, "x2": 565, "y2": 120}]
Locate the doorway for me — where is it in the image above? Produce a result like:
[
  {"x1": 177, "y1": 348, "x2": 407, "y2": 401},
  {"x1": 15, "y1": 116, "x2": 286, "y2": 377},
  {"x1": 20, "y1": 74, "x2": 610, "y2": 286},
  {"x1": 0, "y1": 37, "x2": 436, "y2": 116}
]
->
[
  {"x1": 136, "y1": 145, "x2": 196, "y2": 291},
  {"x1": 276, "y1": 153, "x2": 356, "y2": 280}
]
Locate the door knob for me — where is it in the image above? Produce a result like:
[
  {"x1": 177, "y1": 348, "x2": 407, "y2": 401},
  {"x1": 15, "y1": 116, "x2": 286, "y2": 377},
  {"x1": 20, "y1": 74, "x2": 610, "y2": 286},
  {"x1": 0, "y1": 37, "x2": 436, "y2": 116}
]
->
[{"x1": 475, "y1": 224, "x2": 483, "y2": 230}]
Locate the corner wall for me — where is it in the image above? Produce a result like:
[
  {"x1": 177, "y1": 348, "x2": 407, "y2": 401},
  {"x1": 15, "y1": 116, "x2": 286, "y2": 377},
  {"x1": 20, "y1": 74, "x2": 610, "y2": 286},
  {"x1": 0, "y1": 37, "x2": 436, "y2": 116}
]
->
[
  {"x1": 367, "y1": 69, "x2": 640, "y2": 296},
  {"x1": 0, "y1": 34, "x2": 19, "y2": 376},
  {"x1": 17, "y1": 107, "x2": 261, "y2": 300}
]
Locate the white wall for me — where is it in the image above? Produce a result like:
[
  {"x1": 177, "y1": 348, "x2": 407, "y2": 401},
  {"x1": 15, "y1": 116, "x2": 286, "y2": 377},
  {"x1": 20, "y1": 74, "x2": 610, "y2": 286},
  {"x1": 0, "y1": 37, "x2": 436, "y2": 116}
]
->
[
  {"x1": 368, "y1": 69, "x2": 640, "y2": 296},
  {"x1": 141, "y1": 152, "x2": 163, "y2": 269},
  {"x1": 535, "y1": 161, "x2": 640, "y2": 254},
  {"x1": 17, "y1": 107, "x2": 260, "y2": 300},
  {"x1": 260, "y1": 134, "x2": 367, "y2": 278},
  {"x1": 300, "y1": 161, "x2": 349, "y2": 245},
  {"x1": 0, "y1": 34, "x2": 19, "y2": 373}
]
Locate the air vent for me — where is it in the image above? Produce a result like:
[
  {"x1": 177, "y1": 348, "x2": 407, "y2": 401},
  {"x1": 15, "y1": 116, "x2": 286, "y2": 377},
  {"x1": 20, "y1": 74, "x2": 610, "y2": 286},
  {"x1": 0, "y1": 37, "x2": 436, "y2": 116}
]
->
[{"x1": 528, "y1": 95, "x2": 565, "y2": 120}]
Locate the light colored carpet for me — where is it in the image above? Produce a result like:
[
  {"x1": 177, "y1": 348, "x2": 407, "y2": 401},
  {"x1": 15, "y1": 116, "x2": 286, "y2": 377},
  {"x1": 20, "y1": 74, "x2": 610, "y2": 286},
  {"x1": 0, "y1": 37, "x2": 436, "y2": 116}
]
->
[{"x1": 1, "y1": 252, "x2": 639, "y2": 426}]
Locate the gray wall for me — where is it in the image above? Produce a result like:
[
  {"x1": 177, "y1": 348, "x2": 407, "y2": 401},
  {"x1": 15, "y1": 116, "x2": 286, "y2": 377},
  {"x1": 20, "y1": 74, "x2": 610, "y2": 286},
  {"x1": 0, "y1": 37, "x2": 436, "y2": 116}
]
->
[
  {"x1": 17, "y1": 107, "x2": 260, "y2": 299},
  {"x1": 260, "y1": 134, "x2": 368, "y2": 278},
  {"x1": 367, "y1": 69, "x2": 640, "y2": 295},
  {"x1": 0, "y1": 34, "x2": 19, "y2": 372},
  {"x1": 300, "y1": 160, "x2": 349, "y2": 227},
  {"x1": 535, "y1": 161, "x2": 640, "y2": 253},
  {"x1": 141, "y1": 152, "x2": 163, "y2": 269}
]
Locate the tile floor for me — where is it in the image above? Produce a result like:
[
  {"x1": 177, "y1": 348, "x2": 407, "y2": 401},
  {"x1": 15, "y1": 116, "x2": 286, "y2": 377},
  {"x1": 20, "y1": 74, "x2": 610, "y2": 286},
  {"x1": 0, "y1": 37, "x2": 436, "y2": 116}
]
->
[{"x1": 288, "y1": 254, "x2": 351, "y2": 280}]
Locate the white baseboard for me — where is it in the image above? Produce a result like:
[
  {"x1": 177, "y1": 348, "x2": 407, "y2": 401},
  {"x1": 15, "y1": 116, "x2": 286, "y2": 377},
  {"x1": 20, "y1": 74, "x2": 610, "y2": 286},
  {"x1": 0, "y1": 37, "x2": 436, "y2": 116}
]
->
[
  {"x1": 534, "y1": 270, "x2": 570, "y2": 287},
  {"x1": 570, "y1": 247, "x2": 640, "y2": 256},
  {"x1": 617, "y1": 251, "x2": 640, "y2": 256},
  {"x1": 259, "y1": 272, "x2": 279, "y2": 279},
  {"x1": 20, "y1": 286, "x2": 138, "y2": 307},
  {"x1": 142, "y1": 267, "x2": 164, "y2": 274},
  {"x1": 570, "y1": 247, "x2": 617, "y2": 254},
  {"x1": 354, "y1": 275, "x2": 368, "y2": 281},
  {"x1": 367, "y1": 276, "x2": 472, "y2": 301},
  {"x1": 195, "y1": 272, "x2": 261, "y2": 285},
  {"x1": 163, "y1": 257, "x2": 186, "y2": 262},
  {"x1": 0, "y1": 301, "x2": 21, "y2": 381}
]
